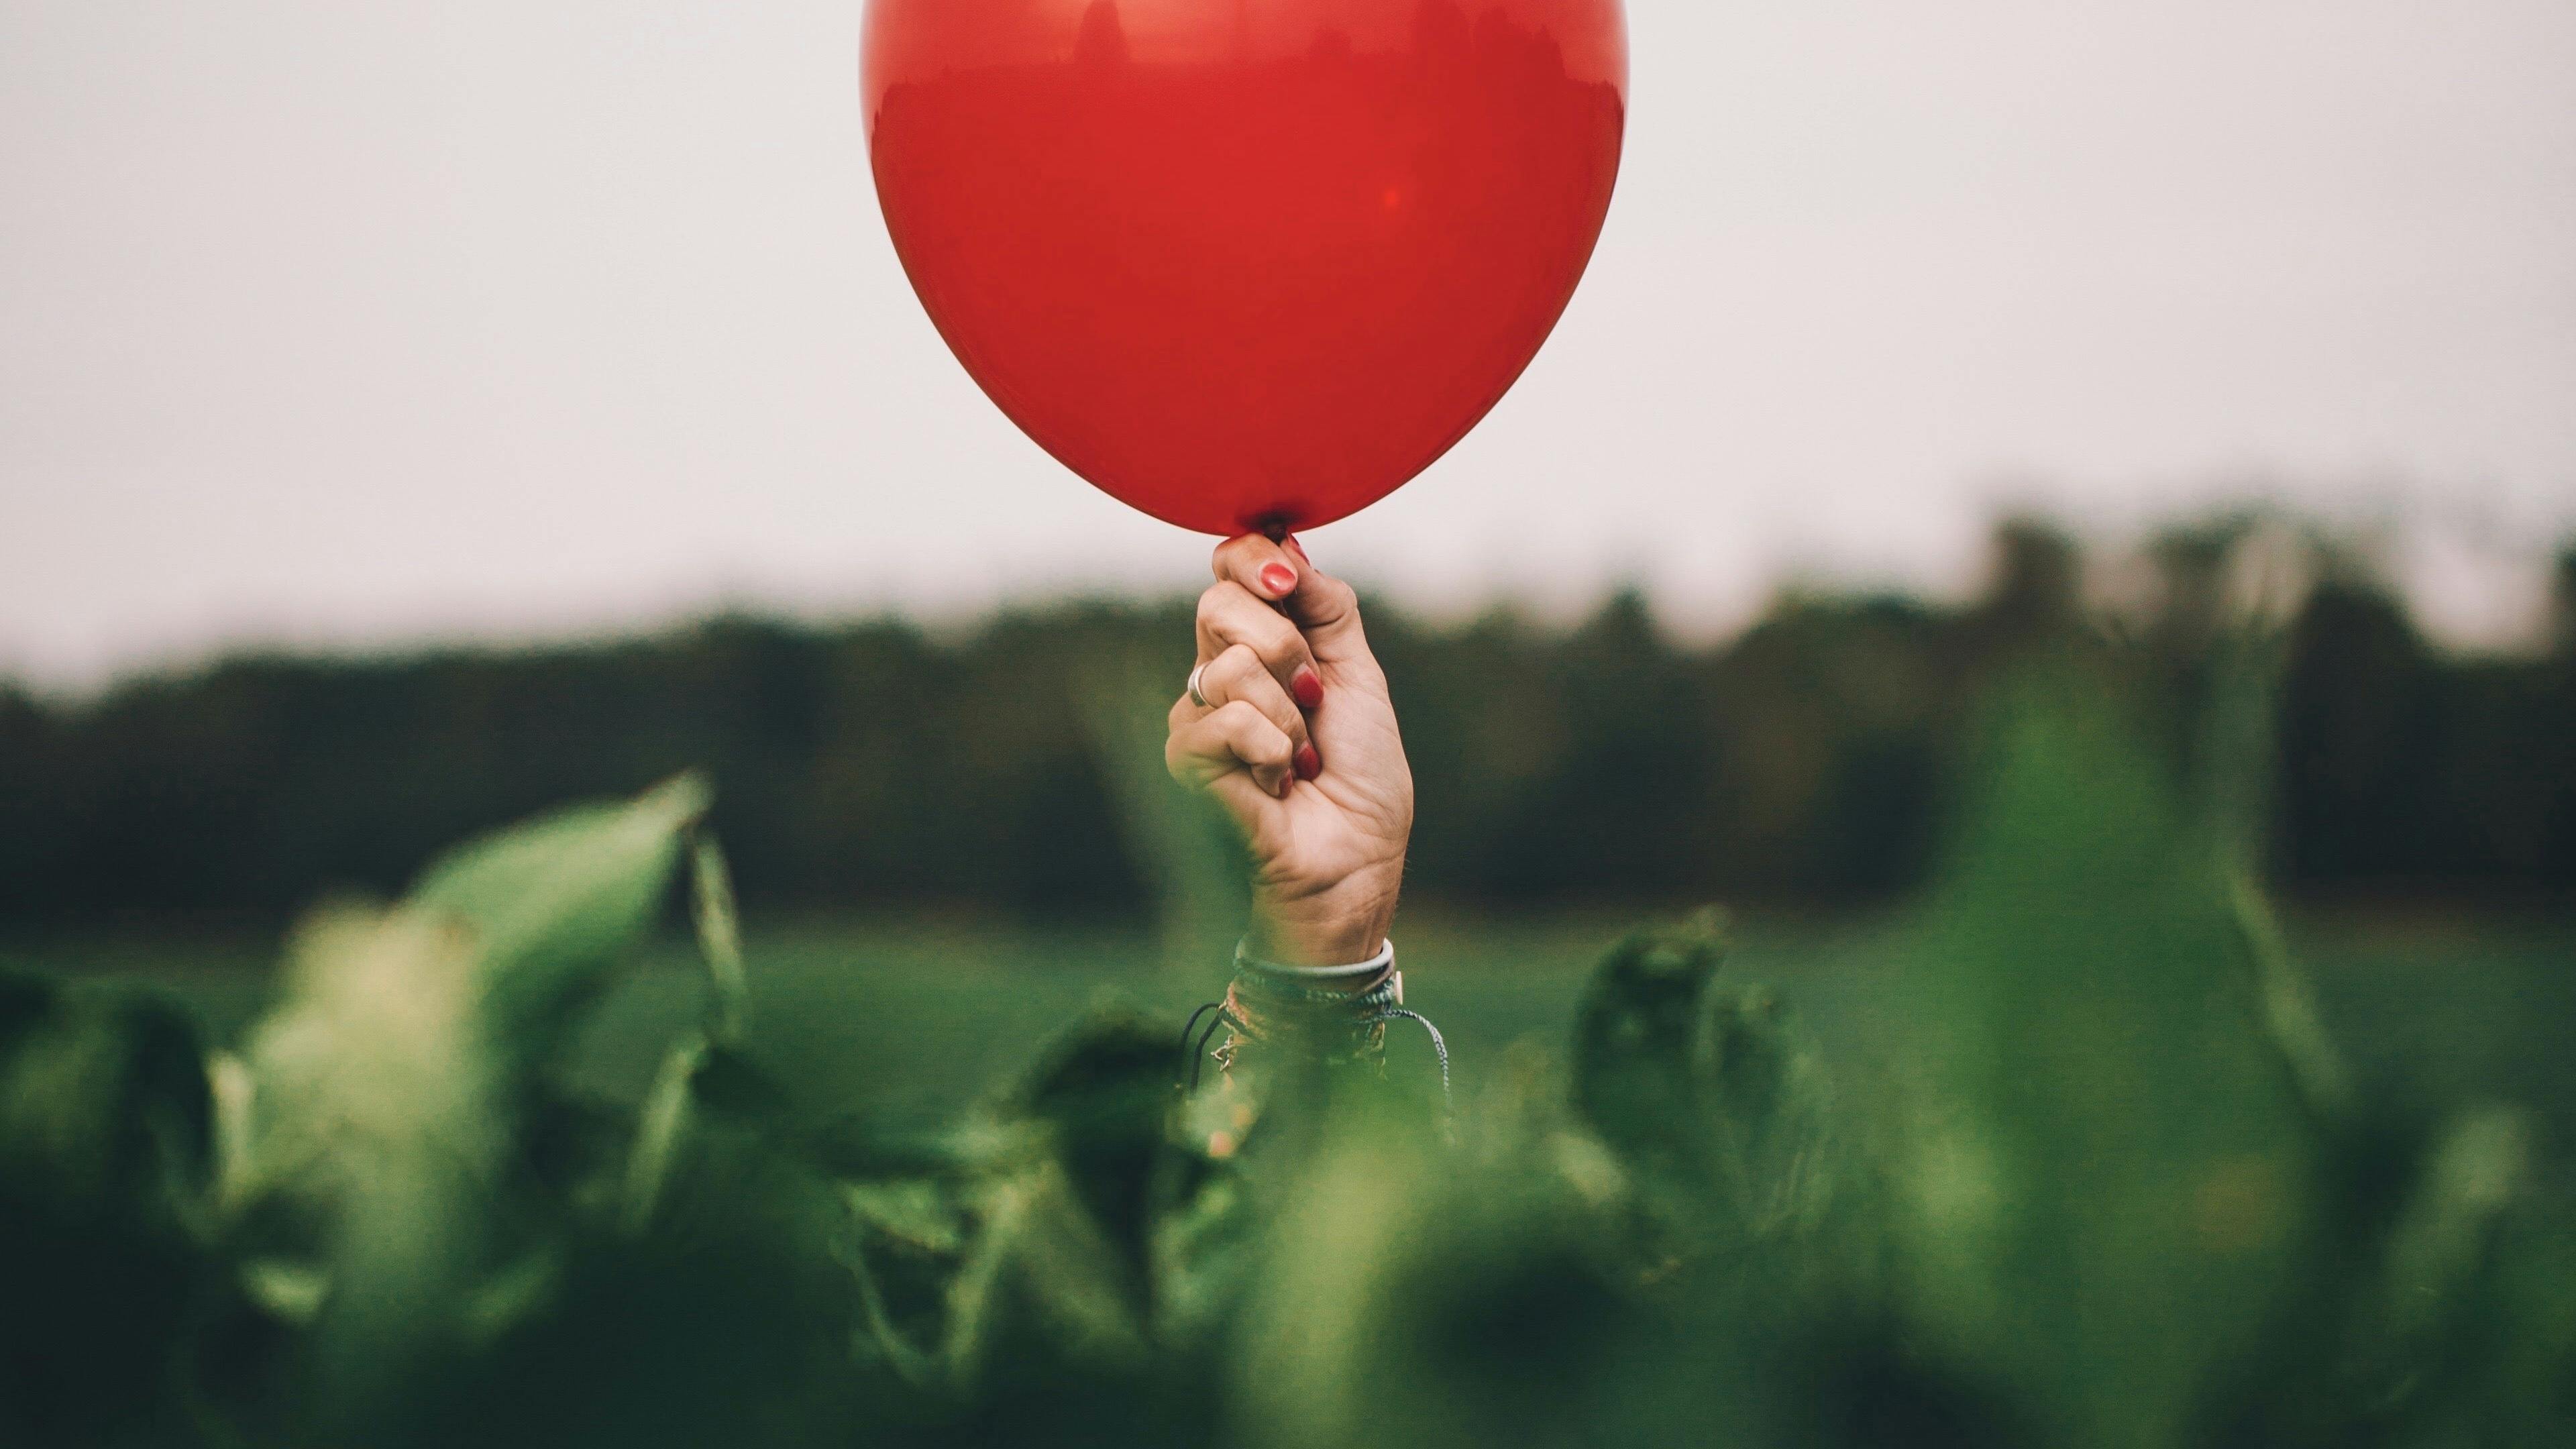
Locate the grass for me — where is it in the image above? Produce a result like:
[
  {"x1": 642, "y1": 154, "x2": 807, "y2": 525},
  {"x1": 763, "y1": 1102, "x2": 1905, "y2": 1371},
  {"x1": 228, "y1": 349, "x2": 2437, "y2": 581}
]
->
[{"x1": 15, "y1": 906, "x2": 2572, "y2": 1160}]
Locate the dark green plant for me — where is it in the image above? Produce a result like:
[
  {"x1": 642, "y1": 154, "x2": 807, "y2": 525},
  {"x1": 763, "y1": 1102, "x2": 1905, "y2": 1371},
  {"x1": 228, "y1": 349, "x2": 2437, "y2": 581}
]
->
[{"x1": 1, "y1": 624, "x2": 2568, "y2": 1448}]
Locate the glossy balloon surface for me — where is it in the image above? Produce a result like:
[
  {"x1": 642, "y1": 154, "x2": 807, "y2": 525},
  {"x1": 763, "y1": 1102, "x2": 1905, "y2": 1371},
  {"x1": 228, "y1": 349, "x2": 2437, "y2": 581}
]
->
[{"x1": 864, "y1": 0, "x2": 1626, "y2": 535}]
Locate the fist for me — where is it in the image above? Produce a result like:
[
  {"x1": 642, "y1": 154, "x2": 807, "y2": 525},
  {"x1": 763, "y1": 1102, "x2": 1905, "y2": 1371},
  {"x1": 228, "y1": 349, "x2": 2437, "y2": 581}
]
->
[{"x1": 1166, "y1": 535, "x2": 1413, "y2": 968}]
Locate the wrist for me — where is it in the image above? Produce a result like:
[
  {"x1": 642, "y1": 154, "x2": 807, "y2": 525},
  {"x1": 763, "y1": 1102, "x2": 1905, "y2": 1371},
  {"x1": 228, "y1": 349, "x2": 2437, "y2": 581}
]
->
[{"x1": 1248, "y1": 869, "x2": 1400, "y2": 972}]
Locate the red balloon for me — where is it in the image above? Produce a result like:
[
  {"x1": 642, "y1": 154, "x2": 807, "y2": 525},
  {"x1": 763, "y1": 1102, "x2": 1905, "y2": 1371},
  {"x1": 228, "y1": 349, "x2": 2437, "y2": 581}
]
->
[{"x1": 863, "y1": 0, "x2": 1627, "y2": 535}]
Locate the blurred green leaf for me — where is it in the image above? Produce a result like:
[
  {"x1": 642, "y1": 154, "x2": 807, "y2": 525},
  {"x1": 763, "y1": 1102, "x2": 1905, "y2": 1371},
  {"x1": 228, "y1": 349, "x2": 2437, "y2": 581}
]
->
[
  {"x1": 410, "y1": 771, "x2": 708, "y2": 1062},
  {"x1": 1570, "y1": 910, "x2": 1839, "y2": 1263},
  {"x1": 211, "y1": 778, "x2": 711, "y2": 1438},
  {"x1": 0, "y1": 964, "x2": 211, "y2": 1433},
  {"x1": 0, "y1": 966, "x2": 213, "y2": 1447},
  {"x1": 690, "y1": 833, "x2": 749, "y2": 1046},
  {"x1": 1006, "y1": 1007, "x2": 1179, "y2": 1295},
  {"x1": 1888, "y1": 669, "x2": 2329, "y2": 1449},
  {"x1": 621, "y1": 1038, "x2": 704, "y2": 1236}
]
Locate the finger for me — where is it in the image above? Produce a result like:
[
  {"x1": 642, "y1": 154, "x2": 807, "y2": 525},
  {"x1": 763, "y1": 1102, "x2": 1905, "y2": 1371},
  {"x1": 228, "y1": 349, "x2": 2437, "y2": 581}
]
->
[
  {"x1": 1166, "y1": 699, "x2": 1297, "y2": 802},
  {"x1": 1195, "y1": 581, "x2": 1323, "y2": 707},
  {"x1": 1212, "y1": 532, "x2": 1366, "y2": 662},
  {"x1": 1213, "y1": 532, "x2": 1304, "y2": 606},
  {"x1": 1197, "y1": 643, "x2": 1318, "y2": 779}
]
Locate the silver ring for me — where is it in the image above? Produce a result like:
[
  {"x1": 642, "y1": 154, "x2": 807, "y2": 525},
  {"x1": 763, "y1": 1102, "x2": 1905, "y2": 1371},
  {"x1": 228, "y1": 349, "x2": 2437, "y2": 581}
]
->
[{"x1": 1186, "y1": 662, "x2": 1211, "y2": 709}]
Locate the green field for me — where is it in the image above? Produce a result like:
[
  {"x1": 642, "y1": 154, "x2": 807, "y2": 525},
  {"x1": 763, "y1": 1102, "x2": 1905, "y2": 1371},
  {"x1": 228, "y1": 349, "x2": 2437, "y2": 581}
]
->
[
  {"x1": 10, "y1": 706, "x2": 2575, "y2": 1448},
  {"x1": 17, "y1": 907, "x2": 2573, "y2": 1161}
]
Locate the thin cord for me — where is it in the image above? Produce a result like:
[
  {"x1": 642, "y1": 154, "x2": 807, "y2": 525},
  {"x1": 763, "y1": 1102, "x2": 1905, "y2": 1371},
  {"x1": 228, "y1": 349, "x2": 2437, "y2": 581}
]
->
[
  {"x1": 1365, "y1": 1008, "x2": 1451, "y2": 1110},
  {"x1": 1177, "y1": 1002, "x2": 1223, "y2": 1087},
  {"x1": 1185, "y1": 1006, "x2": 1244, "y2": 1093}
]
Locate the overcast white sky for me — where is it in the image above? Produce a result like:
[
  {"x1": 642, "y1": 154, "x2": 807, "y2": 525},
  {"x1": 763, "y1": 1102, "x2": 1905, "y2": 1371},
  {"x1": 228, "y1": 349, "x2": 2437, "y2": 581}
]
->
[{"x1": 4, "y1": 1, "x2": 2573, "y2": 688}]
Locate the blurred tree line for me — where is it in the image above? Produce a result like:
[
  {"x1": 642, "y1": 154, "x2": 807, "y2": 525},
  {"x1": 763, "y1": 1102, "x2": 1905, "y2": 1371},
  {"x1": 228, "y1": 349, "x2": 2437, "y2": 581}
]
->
[{"x1": 2, "y1": 517, "x2": 2570, "y2": 929}]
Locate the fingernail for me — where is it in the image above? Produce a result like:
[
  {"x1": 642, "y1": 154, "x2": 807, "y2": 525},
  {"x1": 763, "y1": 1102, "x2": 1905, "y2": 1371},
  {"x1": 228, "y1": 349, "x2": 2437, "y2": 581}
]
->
[
  {"x1": 1295, "y1": 744, "x2": 1321, "y2": 781},
  {"x1": 1284, "y1": 534, "x2": 1310, "y2": 565},
  {"x1": 1275, "y1": 771, "x2": 1294, "y2": 799},
  {"x1": 1291, "y1": 667, "x2": 1325, "y2": 710},
  {"x1": 1258, "y1": 562, "x2": 1297, "y2": 598}
]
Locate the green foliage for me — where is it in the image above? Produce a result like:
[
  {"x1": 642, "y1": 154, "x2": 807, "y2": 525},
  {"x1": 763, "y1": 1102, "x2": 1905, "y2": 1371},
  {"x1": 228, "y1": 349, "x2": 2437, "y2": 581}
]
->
[
  {"x1": 411, "y1": 772, "x2": 711, "y2": 1063},
  {"x1": 1570, "y1": 909, "x2": 1841, "y2": 1266},
  {"x1": 2, "y1": 649, "x2": 2570, "y2": 1448},
  {"x1": 184, "y1": 777, "x2": 727, "y2": 1444},
  {"x1": 1886, "y1": 673, "x2": 2326, "y2": 1448},
  {"x1": 0, "y1": 969, "x2": 211, "y2": 1447}
]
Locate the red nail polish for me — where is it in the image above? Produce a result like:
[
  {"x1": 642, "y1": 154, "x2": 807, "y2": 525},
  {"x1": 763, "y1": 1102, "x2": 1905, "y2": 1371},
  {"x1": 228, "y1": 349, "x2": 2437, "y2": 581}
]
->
[
  {"x1": 1258, "y1": 562, "x2": 1297, "y2": 597},
  {"x1": 1276, "y1": 771, "x2": 1294, "y2": 799},
  {"x1": 1284, "y1": 535, "x2": 1310, "y2": 565},
  {"x1": 1291, "y1": 668, "x2": 1324, "y2": 710},
  {"x1": 1295, "y1": 744, "x2": 1321, "y2": 781}
]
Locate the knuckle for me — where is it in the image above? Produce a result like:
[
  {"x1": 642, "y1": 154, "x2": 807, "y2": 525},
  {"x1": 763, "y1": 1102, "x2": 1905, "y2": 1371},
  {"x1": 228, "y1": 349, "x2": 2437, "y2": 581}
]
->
[
  {"x1": 1210, "y1": 653, "x2": 1299, "y2": 732},
  {"x1": 1216, "y1": 702, "x2": 1287, "y2": 761},
  {"x1": 1210, "y1": 643, "x2": 1261, "y2": 694},
  {"x1": 1201, "y1": 582, "x2": 1259, "y2": 633},
  {"x1": 1251, "y1": 610, "x2": 1302, "y2": 659},
  {"x1": 1251, "y1": 678, "x2": 1302, "y2": 727}
]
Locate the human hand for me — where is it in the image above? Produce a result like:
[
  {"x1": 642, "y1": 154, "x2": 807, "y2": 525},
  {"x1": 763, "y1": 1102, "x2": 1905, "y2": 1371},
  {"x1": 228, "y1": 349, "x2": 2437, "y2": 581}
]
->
[{"x1": 1165, "y1": 534, "x2": 1413, "y2": 969}]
